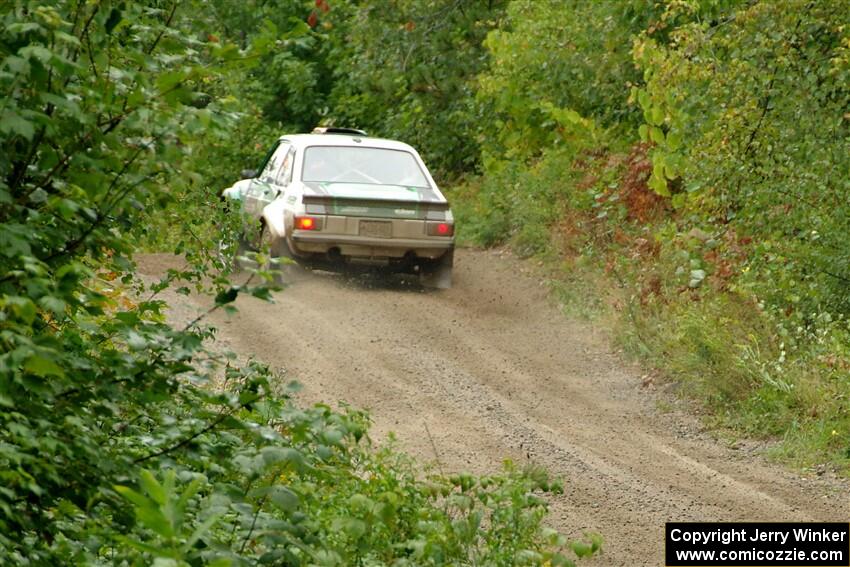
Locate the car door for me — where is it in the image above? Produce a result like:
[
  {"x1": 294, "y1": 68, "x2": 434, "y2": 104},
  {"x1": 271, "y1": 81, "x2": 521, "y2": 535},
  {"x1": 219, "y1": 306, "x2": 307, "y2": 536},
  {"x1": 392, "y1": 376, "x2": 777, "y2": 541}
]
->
[
  {"x1": 245, "y1": 141, "x2": 289, "y2": 218},
  {"x1": 255, "y1": 144, "x2": 295, "y2": 214},
  {"x1": 240, "y1": 141, "x2": 276, "y2": 221}
]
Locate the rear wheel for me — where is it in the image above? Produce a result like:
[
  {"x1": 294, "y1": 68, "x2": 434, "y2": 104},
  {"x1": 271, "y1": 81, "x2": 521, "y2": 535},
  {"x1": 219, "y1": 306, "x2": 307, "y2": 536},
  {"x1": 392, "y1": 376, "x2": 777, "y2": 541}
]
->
[
  {"x1": 259, "y1": 224, "x2": 302, "y2": 285},
  {"x1": 229, "y1": 221, "x2": 262, "y2": 271}
]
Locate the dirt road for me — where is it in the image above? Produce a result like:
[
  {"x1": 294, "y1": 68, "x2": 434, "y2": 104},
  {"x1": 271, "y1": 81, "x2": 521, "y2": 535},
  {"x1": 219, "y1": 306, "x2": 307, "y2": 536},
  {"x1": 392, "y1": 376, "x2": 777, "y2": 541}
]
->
[{"x1": 139, "y1": 248, "x2": 848, "y2": 566}]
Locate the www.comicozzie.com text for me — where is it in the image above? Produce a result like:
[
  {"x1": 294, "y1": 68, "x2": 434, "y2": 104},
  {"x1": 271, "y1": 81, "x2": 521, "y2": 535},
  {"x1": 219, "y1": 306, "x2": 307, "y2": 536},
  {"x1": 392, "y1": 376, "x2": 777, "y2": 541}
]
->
[{"x1": 670, "y1": 527, "x2": 847, "y2": 546}]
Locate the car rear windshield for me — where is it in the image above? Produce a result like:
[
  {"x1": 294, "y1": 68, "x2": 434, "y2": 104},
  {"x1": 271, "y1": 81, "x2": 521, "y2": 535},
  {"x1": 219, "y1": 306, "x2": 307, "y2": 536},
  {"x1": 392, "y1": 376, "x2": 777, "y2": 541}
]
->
[{"x1": 302, "y1": 146, "x2": 431, "y2": 188}]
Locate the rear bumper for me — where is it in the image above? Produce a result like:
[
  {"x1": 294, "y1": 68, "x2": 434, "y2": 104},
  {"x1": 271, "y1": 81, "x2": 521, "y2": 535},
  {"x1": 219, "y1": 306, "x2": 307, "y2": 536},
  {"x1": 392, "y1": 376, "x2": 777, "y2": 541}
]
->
[
  {"x1": 293, "y1": 232, "x2": 453, "y2": 249},
  {"x1": 291, "y1": 232, "x2": 453, "y2": 260}
]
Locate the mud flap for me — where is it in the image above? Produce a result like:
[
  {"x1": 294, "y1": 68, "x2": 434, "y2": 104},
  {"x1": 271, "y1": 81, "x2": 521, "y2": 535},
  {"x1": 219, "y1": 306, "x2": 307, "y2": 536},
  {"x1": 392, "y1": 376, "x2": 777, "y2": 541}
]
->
[{"x1": 420, "y1": 249, "x2": 453, "y2": 289}]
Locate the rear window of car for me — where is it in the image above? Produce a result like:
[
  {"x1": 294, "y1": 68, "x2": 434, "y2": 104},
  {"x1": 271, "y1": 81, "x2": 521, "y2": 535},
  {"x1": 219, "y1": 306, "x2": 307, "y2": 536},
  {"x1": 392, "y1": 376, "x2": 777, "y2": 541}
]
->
[{"x1": 301, "y1": 146, "x2": 431, "y2": 188}]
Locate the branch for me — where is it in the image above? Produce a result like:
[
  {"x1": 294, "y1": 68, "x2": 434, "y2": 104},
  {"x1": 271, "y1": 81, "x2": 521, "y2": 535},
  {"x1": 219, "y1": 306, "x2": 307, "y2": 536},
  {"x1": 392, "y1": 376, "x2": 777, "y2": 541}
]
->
[
  {"x1": 821, "y1": 269, "x2": 850, "y2": 285},
  {"x1": 240, "y1": 495, "x2": 268, "y2": 554},
  {"x1": 133, "y1": 391, "x2": 265, "y2": 464},
  {"x1": 181, "y1": 270, "x2": 258, "y2": 332},
  {"x1": 133, "y1": 411, "x2": 233, "y2": 464},
  {"x1": 64, "y1": 3, "x2": 100, "y2": 89},
  {"x1": 742, "y1": 73, "x2": 775, "y2": 158},
  {"x1": 743, "y1": 15, "x2": 803, "y2": 158},
  {"x1": 146, "y1": 3, "x2": 179, "y2": 56},
  {"x1": 42, "y1": 143, "x2": 158, "y2": 263}
]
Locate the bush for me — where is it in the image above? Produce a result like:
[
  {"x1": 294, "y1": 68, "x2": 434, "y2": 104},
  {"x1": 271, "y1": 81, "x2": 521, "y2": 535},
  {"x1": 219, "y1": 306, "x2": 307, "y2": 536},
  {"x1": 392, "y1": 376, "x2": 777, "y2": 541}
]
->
[
  {"x1": 634, "y1": 0, "x2": 850, "y2": 320},
  {"x1": 477, "y1": 0, "x2": 658, "y2": 161}
]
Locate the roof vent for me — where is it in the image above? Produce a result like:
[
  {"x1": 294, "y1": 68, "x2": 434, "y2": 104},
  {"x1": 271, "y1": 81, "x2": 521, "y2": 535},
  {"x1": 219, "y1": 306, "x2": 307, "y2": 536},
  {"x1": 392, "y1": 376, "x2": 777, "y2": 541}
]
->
[{"x1": 311, "y1": 127, "x2": 368, "y2": 136}]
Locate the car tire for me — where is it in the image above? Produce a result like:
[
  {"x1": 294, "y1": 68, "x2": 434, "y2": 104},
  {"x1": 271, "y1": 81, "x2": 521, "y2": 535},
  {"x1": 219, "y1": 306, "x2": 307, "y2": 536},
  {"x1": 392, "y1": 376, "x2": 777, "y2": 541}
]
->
[
  {"x1": 420, "y1": 249, "x2": 453, "y2": 289},
  {"x1": 259, "y1": 224, "x2": 302, "y2": 285},
  {"x1": 227, "y1": 228, "x2": 258, "y2": 272}
]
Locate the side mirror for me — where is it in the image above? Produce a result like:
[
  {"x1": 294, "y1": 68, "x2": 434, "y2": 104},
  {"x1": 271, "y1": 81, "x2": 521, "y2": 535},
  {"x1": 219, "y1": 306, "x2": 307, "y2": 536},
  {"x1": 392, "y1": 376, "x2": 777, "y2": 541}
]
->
[{"x1": 241, "y1": 169, "x2": 257, "y2": 179}]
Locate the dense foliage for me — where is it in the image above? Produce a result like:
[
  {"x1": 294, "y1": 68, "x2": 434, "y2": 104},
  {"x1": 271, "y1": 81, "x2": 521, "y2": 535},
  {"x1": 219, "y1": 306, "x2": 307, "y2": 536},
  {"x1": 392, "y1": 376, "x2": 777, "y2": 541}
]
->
[
  {"x1": 0, "y1": 1, "x2": 599, "y2": 564},
  {"x1": 628, "y1": 0, "x2": 850, "y2": 466},
  {"x1": 478, "y1": 0, "x2": 658, "y2": 161},
  {"x1": 635, "y1": 0, "x2": 850, "y2": 315}
]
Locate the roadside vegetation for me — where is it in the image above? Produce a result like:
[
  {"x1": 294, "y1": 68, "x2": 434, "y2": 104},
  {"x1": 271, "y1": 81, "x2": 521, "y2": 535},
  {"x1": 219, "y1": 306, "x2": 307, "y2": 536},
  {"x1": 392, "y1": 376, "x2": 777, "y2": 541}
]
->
[
  {"x1": 453, "y1": 0, "x2": 850, "y2": 472},
  {"x1": 449, "y1": 0, "x2": 850, "y2": 472}
]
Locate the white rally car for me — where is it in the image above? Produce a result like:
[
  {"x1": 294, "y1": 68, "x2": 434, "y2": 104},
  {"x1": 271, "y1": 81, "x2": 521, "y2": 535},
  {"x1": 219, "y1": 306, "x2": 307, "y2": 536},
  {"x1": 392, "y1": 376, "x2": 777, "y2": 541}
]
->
[{"x1": 222, "y1": 128, "x2": 454, "y2": 288}]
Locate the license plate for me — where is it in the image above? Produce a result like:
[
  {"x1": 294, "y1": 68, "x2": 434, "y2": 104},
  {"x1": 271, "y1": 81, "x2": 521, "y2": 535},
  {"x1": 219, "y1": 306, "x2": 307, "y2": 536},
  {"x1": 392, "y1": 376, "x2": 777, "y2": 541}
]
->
[{"x1": 359, "y1": 220, "x2": 392, "y2": 238}]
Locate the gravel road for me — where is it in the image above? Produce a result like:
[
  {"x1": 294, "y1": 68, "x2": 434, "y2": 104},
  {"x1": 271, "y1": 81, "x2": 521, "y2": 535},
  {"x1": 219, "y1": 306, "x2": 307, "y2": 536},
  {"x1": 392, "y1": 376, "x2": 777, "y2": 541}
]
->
[{"x1": 138, "y1": 248, "x2": 849, "y2": 566}]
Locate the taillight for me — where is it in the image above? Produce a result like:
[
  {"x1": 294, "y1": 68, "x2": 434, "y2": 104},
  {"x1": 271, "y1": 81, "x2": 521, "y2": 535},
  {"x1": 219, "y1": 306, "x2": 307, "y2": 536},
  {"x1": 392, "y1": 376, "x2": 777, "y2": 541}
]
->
[
  {"x1": 295, "y1": 216, "x2": 319, "y2": 230},
  {"x1": 427, "y1": 222, "x2": 453, "y2": 236}
]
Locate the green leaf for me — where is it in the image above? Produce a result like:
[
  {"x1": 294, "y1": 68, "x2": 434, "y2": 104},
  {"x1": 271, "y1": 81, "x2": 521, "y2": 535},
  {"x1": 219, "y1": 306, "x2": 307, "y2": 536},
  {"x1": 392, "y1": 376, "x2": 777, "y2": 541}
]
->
[
  {"x1": 516, "y1": 549, "x2": 543, "y2": 563},
  {"x1": 260, "y1": 446, "x2": 305, "y2": 469},
  {"x1": 649, "y1": 126, "x2": 665, "y2": 145},
  {"x1": 183, "y1": 511, "x2": 223, "y2": 551},
  {"x1": 214, "y1": 287, "x2": 239, "y2": 306},
  {"x1": 4, "y1": 55, "x2": 30, "y2": 75},
  {"x1": 549, "y1": 553, "x2": 576, "y2": 566},
  {"x1": 156, "y1": 70, "x2": 188, "y2": 94},
  {"x1": 666, "y1": 130, "x2": 682, "y2": 151},
  {"x1": 322, "y1": 428, "x2": 344, "y2": 446},
  {"x1": 588, "y1": 532, "x2": 603, "y2": 553},
  {"x1": 127, "y1": 331, "x2": 148, "y2": 351},
  {"x1": 648, "y1": 173, "x2": 670, "y2": 197},
  {"x1": 269, "y1": 486, "x2": 300, "y2": 512},
  {"x1": 0, "y1": 111, "x2": 35, "y2": 140},
  {"x1": 136, "y1": 506, "x2": 173, "y2": 539},
  {"x1": 571, "y1": 541, "x2": 593, "y2": 558},
  {"x1": 19, "y1": 45, "x2": 52, "y2": 64},
  {"x1": 6, "y1": 296, "x2": 37, "y2": 323},
  {"x1": 139, "y1": 469, "x2": 167, "y2": 506},
  {"x1": 649, "y1": 106, "x2": 664, "y2": 126},
  {"x1": 652, "y1": 156, "x2": 666, "y2": 178},
  {"x1": 5, "y1": 22, "x2": 42, "y2": 36},
  {"x1": 689, "y1": 269, "x2": 706, "y2": 288},
  {"x1": 24, "y1": 355, "x2": 65, "y2": 378},
  {"x1": 105, "y1": 7, "x2": 123, "y2": 34},
  {"x1": 671, "y1": 193, "x2": 688, "y2": 209},
  {"x1": 175, "y1": 477, "x2": 203, "y2": 518},
  {"x1": 0, "y1": 224, "x2": 32, "y2": 256},
  {"x1": 637, "y1": 89, "x2": 650, "y2": 110},
  {"x1": 332, "y1": 517, "x2": 367, "y2": 539},
  {"x1": 114, "y1": 485, "x2": 151, "y2": 509}
]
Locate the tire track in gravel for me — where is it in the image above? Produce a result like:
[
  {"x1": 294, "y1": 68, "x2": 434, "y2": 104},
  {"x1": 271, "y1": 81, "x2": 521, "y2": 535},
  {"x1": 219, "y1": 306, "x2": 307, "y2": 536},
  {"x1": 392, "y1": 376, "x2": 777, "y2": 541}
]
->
[{"x1": 138, "y1": 248, "x2": 850, "y2": 566}]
